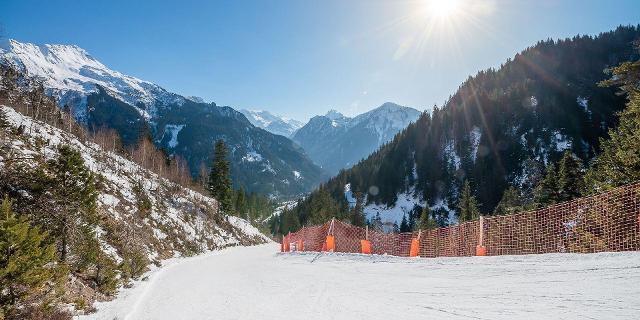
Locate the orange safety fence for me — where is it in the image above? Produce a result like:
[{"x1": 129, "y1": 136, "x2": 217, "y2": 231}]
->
[{"x1": 281, "y1": 182, "x2": 640, "y2": 257}]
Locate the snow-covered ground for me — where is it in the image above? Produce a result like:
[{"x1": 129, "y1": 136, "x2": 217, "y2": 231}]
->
[{"x1": 80, "y1": 244, "x2": 640, "y2": 320}]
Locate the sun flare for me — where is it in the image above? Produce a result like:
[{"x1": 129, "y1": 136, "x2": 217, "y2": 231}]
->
[{"x1": 423, "y1": 0, "x2": 461, "y2": 19}]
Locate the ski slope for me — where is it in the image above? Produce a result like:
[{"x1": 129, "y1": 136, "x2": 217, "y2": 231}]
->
[{"x1": 80, "y1": 244, "x2": 640, "y2": 320}]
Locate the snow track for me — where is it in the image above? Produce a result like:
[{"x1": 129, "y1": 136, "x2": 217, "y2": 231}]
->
[{"x1": 81, "y1": 244, "x2": 640, "y2": 320}]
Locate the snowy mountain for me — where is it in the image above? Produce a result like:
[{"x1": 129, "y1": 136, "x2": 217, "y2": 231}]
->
[
  {"x1": 292, "y1": 102, "x2": 421, "y2": 174},
  {"x1": 0, "y1": 39, "x2": 183, "y2": 121},
  {"x1": 0, "y1": 39, "x2": 327, "y2": 196},
  {"x1": 0, "y1": 103, "x2": 269, "y2": 312},
  {"x1": 240, "y1": 109, "x2": 304, "y2": 137}
]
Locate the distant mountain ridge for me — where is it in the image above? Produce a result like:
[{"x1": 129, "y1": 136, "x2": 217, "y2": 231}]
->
[
  {"x1": 291, "y1": 25, "x2": 640, "y2": 226},
  {"x1": 0, "y1": 39, "x2": 327, "y2": 197},
  {"x1": 292, "y1": 102, "x2": 421, "y2": 174},
  {"x1": 240, "y1": 109, "x2": 304, "y2": 137}
]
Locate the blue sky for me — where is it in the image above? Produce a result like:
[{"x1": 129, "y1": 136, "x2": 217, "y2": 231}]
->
[{"x1": 1, "y1": 0, "x2": 639, "y2": 121}]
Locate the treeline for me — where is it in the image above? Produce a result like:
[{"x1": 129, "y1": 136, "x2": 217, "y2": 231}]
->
[{"x1": 278, "y1": 26, "x2": 640, "y2": 236}]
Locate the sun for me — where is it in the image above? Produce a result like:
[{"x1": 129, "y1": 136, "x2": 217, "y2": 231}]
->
[{"x1": 423, "y1": 0, "x2": 461, "y2": 19}]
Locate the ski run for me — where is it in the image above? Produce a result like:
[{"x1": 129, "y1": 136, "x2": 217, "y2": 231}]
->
[{"x1": 81, "y1": 244, "x2": 640, "y2": 320}]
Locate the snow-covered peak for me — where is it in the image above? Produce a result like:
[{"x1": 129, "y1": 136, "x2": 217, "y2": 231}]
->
[
  {"x1": 353, "y1": 102, "x2": 419, "y2": 123},
  {"x1": 325, "y1": 109, "x2": 346, "y2": 121},
  {"x1": 187, "y1": 95, "x2": 206, "y2": 104},
  {"x1": 240, "y1": 109, "x2": 304, "y2": 137},
  {"x1": 351, "y1": 102, "x2": 421, "y2": 143},
  {"x1": 0, "y1": 39, "x2": 184, "y2": 120},
  {"x1": 293, "y1": 102, "x2": 421, "y2": 174}
]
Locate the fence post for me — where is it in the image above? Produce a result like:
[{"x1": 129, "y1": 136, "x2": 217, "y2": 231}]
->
[
  {"x1": 410, "y1": 230, "x2": 421, "y2": 257},
  {"x1": 284, "y1": 232, "x2": 291, "y2": 252},
  {"x1": 476, "y1": 216, "x2": 487, "y2": 256},
  {"x1": 361, "y1": 225, "x2": 371, "y2": 254},
  {"x1": 325, "y1": 218, "x2": 336, "y2": 252}
]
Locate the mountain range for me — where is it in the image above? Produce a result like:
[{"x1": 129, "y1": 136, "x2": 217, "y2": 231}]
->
[
  {"x1": 292, "y1": 103, "x2": 421, "y2": 175},
  {"x1": 288, "y1": 25, "x2": 640, "y2": 225},
  {"x1": 0, "y1": 39, "x2": 327, "y2": 197}
]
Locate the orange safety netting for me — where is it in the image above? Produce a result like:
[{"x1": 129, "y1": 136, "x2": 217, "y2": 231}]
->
[{"x1": 281, "y1": 182, "x2": 640, "y2": 257}]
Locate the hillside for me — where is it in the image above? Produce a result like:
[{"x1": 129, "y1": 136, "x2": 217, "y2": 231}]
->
[
  {"x1": 0, "y1": 103, "x2": 269, "y2": 315},
  {"x1": 0, "y1": 39, "x2": 327, "y2": 197},
  {"x1": 287, "y1": 25, "x2": 640, "y2": 227},
  {"x1": 292, "y1": 103, "x2": 421, "y2": 175}
]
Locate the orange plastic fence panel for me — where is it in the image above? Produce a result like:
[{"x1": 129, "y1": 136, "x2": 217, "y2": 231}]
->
[
  {"x1": 280, "y1": 240, "x2": 284, "y2": 252},
  {"x1": 326, "y1": 235, "x2": 336, "y2": 252},
  {"x1": 298, "y1": 239, "x2": 304, "y2": 251},
  {"x1": 360, "y1": 240, "x2": 371, "y2": 254},
  {"x1": 409, "y1": 238, "x2": 419, "y2": 257},
  {"x1": 282, "y1": 182, "x2": 640, "y2": 257}
]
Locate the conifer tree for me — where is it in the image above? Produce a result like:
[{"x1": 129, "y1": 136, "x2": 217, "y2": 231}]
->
[
  {"x1": 235, "y1": 188, "x2": 248, "y2": 219},
  {"x1": 586, "y1": 53, "x2": 640, "y2": 192},
  {"x1": 350, "y1": 191, "x2": 365, "y2": 227},
  {"x1": 493, "y1": 186, "x2": 524, "y2": 215},
  {"x1": 418, "y1": 205, "x2": 437, "y2": 230},
  {"x1": 307, "y1": 186, "x2": 340, "y2": 225},
  {"x1": 45, "y1": 145, "x2": 99, "y2": 263},
  {"x1": 534, "y1": 163, "x2": 560, "y2": 207},
  {"x1": 0, "y1": 196, "x2": 58, "y2": 314},
  {"x1": 557, "y1": 151, "x2": 585, "y2": 201},
  {"x1": 280, "y1": 207, "x2": 300, "y2": 235},
  {"x1": 207, "y1": 139, "x2": 233, "y2": 214},
  {"x1": 249, "y1": 192, "x2": 258, "y2": 220},
  {"x1": 408, "y1": 209, "x2": 417, "y2": 231},
  {"x1": 457, "y1": 179, "x2": 480, "y2": 222},
  {"x1": 399, "y1": 214, "x2": 410, "y2": 232},
  {"x1": 0, "y1": 108, "x2": 10, "y2": 129},
  {"x1": 370, "y1": 213, "x2": 383, "y2": 232}
]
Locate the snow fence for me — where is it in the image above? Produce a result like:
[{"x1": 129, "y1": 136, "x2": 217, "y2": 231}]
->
[{"x1": 281, "y1": 182, "x2": 640, "y2": 257}]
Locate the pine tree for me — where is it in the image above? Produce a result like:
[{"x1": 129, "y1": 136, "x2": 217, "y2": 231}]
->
[
  {"x1": 0, "y1": 196, "x2": 58, "y2": 314},
  {"x1": 45, "y1": 145, "x2": 99, "y2": 264},
  {"x1": 586, "y1": 54, "x2": 640, "y2": 192},
  {"x1": 370, "y1": 213, "x2": 383, "y2": 232},
  {"x1": 417, "y1": 205, "x2": 437, "y2": 230},
  {"x1": 235, "y1": 188, "x2": 248, "y2": 219},
  {"x1": 350, "y1": 191, "x2": 365, "y2": 227},
  {"x1": 280, "y1": 207, "x2": 300, "y2": 235},
  {"x1": 408, "y1": 208, "x2": 417, "y2": 231},
  {"x1": 557, "y1": 151, "x2": 585, "y2": 201},
  {"x1": 307, "y1": 186, "x2": 340, "y2": 225},
  {"x1": 399, "y1": 214, "x2": 410, "y2": 232},
  {"x1": 207, "y1": 139, "x2": 233, "y2": 214},
  {"x1": 249, "y1": 192, "x2": 258, "y2": 220},
  {"x1": 493, "y1": 186, "x2": 524, "y2": 215},
  {"x1": 533, "y1": 163, "x2": 560, "y2": 207},
  {"x1": 457, "y1": 179, "x2": 480, "y2": 223},
  {"x1": 0, "y1": 108, "x2": 10, "y2": 129}
]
